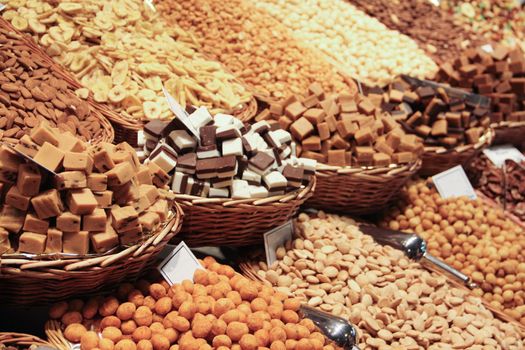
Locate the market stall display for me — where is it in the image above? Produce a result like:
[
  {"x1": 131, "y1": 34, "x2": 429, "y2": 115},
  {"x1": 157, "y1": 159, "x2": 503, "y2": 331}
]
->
[
  {"x1": 0, "y1": 124, "x2": 183, "y2": 305},
  {"x1": 242, "y1": 211, "x2": 524, "y2": 349},
  {"x1": 0, "y1": 18, "x2": 113, "y2": 144},
  {"x1": 381, "y1": 180, "x2": 525, "y2": 326},
  {"x1": 254, "y1": 83, "x2": 422, "y2": 214},
  {"x1": 2, "y1": 0, "x2": 255, "y2": 143},
  {"x1": 0, "y1": 332, "x2": 51, "y2": 350},
  {"x1": 251, "y1": 0, "x2": 438, "y2": 87},
  {"x1": 157, "y1": 0, "x2": 357, "y2": 101},
  {"x1": 365, "y1": 76, "x2": 494, "y2": 175},
  {"x1": 348, "y1": 0, "x2": 484, "y2": 64},
  {"x1": 45, "y1": 256, "x2": 344, "y2": 350}
]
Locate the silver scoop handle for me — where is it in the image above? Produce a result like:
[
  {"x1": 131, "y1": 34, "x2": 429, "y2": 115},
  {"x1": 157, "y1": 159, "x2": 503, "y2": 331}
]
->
[{"x1": 422, "y1": 253, "x2": 478, "y2": 289}]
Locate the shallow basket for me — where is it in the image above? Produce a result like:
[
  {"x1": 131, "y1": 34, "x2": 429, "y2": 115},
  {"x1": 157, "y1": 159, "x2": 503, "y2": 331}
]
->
[
  {"x1": 306, "y1": 160, "x2": 421, "y2": 216},
  {"x1": 0, "y1": 202, "x2": 183, "y2": 306},
  {"x1": 492, "y1": 121, "x2": 525, "y2": 147},
  {"x1": 0, "y1": 19, "x2": 114, "y2": 145},
  {"x1": 172, "y1": 177, "x2": 315, "y2": 247},
  {"x1": 0, "y1": 332, "x2": 51, "y2": 349},
  {"x1": 420, "y1": 128, "x2": 494, "y2": 177}
]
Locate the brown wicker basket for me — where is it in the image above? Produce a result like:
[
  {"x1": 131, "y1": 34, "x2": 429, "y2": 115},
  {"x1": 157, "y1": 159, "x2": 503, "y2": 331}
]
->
[
  {"x1": 0, "y1": 332, "x2": 51, "y2": 349},
  {"x1": 492, "y1": 121, "x2": 525, "y2": 147},
  {"x1": 0, "y1": 202, "x2": 183, "y2": 306},
  {"x1": 306, "y1": 160, "x2": 421, "y2": 216},
  {"x1": 420, "y1": 128, "x2": 494, "y2": 177},
  {"x1": 0, "y1": 19, "x2": 114, "y2": 145},
  {"x1": 172, "y1": 177, "x2": 315, "y2": 247}
]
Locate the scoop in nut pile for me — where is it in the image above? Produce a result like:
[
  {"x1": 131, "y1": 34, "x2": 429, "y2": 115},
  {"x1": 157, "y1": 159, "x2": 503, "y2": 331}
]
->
[
  {"x1": 382, "y1": 180, "x2": 525, "y2": 326},
  {"x1": 2, "y1": 0, "x2": 252, "y2": 120},
  {"x1": 157, "y1": 0, "x2": 354, "y2": 99},
  {"x1": 247, "y1": 212, "x2": 524, "y2": 349},
  {"x1": 48, "y1": 256, "x2": 343, "y2": 350},
  {"x1": 0, "y1": 25, "x2": 104, "y2": 142}
]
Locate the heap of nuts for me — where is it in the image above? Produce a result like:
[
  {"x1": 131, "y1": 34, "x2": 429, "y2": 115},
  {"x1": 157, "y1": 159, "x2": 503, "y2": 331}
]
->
[
  {"x1": 251, "y1": 0, "x2": 438, "y2": 86},
  {"x1": 157, "y1": 0, "x2": 354, "y2": 99},
  {"x1": 247, "y1": 212, "x2": 524, "y2": 349},
  {"x1": 49, "y1": 257, "x2": 342, "y2": 350},
  {"x1": 2, "y1": 0, "x2": 252, "y2": 120},
  {"x1": 0, "y1": 24, "x2": 106, "y2": 142},
  {"x1": 382, "y1": 180, "x2": 525, "y2": 325}
]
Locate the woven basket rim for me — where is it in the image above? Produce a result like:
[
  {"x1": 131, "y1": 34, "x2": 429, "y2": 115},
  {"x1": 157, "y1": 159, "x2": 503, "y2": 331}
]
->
[
  {"x1": 0, "y1": 201, "x2": 183, "y2": 273},
  {"x1": 0, "y1": 19, "x2": 114, "y2": 145},
  {"x1": 315, "y1": 159, "x2": 422, "y2": 176},
  {"x1": 0, "y1": 332, "x2": 50, "y2": 346},
  {"x1": 491, "y1": 120, "x2": 525, "y2": 129},
  {"x1": 422, "y1": 127, "x2": 494, "y2": 155},
  {"x1": 174, "y1": 175, "x2": 315, "y2": 208}
]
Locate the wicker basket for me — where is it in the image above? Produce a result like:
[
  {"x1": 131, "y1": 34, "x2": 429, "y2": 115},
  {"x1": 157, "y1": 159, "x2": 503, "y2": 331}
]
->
[
  {"x1": 306, "y1": 160, "x2": 421, "y2": 216},
  {"x1": 492, "y1": 121, "x2": 525, "y2": 147},
  {"x1": 420, "y1": 128, "x2": 494, "y2": 177},
  {"x1": 0, "y1": 332, "x2": 51, "y2": 349},
  {"x1": 0, "y1": 19, "x2": 114, "y2": 145},
  {"x1": 172, "y1": 177, "x2": 315, "y2": 247},
  {"x1": 0, "y1": 202, "x2": 183, "y2": 306}
]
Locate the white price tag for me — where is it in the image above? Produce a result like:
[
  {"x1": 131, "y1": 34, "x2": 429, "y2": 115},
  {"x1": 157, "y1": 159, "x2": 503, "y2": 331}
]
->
[
  {"x1": 264, "y1": 222, "x2": 294, "y2": 265},
  {"x1": 162, "y1": 85, "x2": 200, "y2": 141},
  {"x1": 481, "y1": 44, "x2": 494, "y2": 53},
  {"x1": 483, "y1": 144, "x2": 525, "y2": 168},
  {"x1": 432, "y1": 165, "x2": 477, "y2": 200},
  {"x1": 144, "y1": 0, "x2": 156, "y2": 12},
  {"x1": 0, "y1": 4, "x2": 6, "y2": 11},
  {"x1": 157, "y1": 241, "x2": 203, "y2": 285}
]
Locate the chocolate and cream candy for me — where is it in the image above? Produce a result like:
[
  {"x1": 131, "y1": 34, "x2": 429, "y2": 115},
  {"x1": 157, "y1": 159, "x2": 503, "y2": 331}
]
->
[{"x1": 148, "y1": 144, "x2": 178, "y2": 173}]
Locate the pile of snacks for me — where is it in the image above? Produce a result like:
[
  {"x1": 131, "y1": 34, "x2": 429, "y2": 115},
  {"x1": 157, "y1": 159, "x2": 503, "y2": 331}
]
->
[
  {"x1": 366, "y1": 76, "x2": 491, "y2": 149},
  {"x1": 255, "y1": 83, "x2": 423, "y2": 167},
  {"x1": 157, "y1": 0, "x2": 353, "y2": 99},
  {"x1": 248, "y1": 212, "x2": 524, "y2": 348},
  {"x1": 144, "y1": 106, "x2": 315, "y2": 199},
  {"x1": 0, "y1": 24, "x2": 105, "y2": 142},
  {"x1": 0, "y1": 123, "x2": 170, "y2": 255},
  {"x1": 48, "y1": 256, "x2": 342, "y2": 350},
  {"x1": 349, "y1": 0, "x2": 483, "y2": 64},
  {"x1": 252, "y1": 0, "x2": 438, "y2": 86},
  {"x1": 382, "y1": 180, "x2": 525, "y2": 325},
  {"x1": 2, "y1": 0, "x2": 252, "y2": 120},
  {"x1": 440, "y1": 0, "x2": 525, "y2": 51},
  {"x1": 436, "y1": 45, "x2": 525, "y2": 124},
  {"x1": 470, "y1": 156, "x2": 525, "y2": 221}
]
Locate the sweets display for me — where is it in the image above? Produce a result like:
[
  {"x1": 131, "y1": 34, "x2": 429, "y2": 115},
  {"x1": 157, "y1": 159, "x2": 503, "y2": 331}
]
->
[
  {"x1": 251, "y1": 0, "x2": 438, "y2": 87},
  {"x1": 436, "y1": 45, "x2": 525, "y2": 124},
  {"x1": 48, "y1": 256, "x2": 343, "y2": 350},
  {"x1": 366, "y1": 76, "x2": 491, "y2": 150},
  {"x1": 255, "y1": 83, "x2": 423, "y2": 167},
  {"x1": 247, "y1": 212, "x2": 524, "y2": 349},
  {"x1": 157, "y1": 0, "x2": 353, "y2": 99},
  {"x1": 0, "y1": 123, "x2": 170, "y2": 256},
  {"x1": 348, "y1": 0, "x2": 483, "y2": 64},
  {"x1": 143, "y1": 106, "x2": 315, "y2": 199},
  {"x1": 381, "y1": 180, "x2": 525, "y2": 325},
  {"x1": 0, "y1": 24, "x2": 106, "y2": 142},
  {"x1": 2, "y1": 0, "x2": 252, "y2": 120},
  {"x1": 469, "y1": 156, "x2": 525, "y2": 221}
]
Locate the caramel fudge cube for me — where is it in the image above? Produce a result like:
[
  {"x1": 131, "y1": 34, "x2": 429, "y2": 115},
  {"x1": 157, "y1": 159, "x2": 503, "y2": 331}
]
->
[
  {"x1": 302, "y1": 136, "x2": 321, "y2": 152},
  {"x1": 285, "y1": 101, "x2": 307, "y2": 120},
  {"x1": 92, "y1": 146, "x2": 115, "y2": 172},
  {"x1": 139, "y1": 185, "x2": 160, "y2": 206},
  {"x1": 15, "y1": 135, "x2": 40, "y2": 158},
  {"x1": 45, "y1": 228, "x2": 63, "y2": 253},
  {"x1": 17, "y1": 164, "x2": 41, "y2": 196},
  {"x1": 106, "y1": 162, "x2": 134, "y2": 187},
  {"x1": 58, "y1": 131, "x2": 86, "y2": 153},
  {"x1": 431, "y1": 119, "x2": 448, "y2": 137},
  {"x1": 302, "y1": 151, "x2": 326, "y2": 163},
  {"x1": 33, "y1": 142, "x2": 65, "y2": 172},
  {"x1": 94, "y1": 190, "x2": 113, "y2": 208},
  {"x1": 278, "y1": 116, "x2": 293, "y2": 131},
  {"x1": 336, "y1": 119, "x2": 357, "y2": 139},
  {"x1": 112, "y1": 180, "x2": 139, "y2": 205},
  {"x1": 83, "y1": 208, "x2": 107, "y2": 232},
  {"x1": 63, "y1": 231, "x2": 89, "y2": 255},
  {"x1": 136, "y1": 166, "x2": 152, "y2": 186},
  {"x1": 31, "y1": 189, "x2": 63, "y2": 219},
  {"x1": 30, "y1": 123, "x2": 59, "y2": 147},
  {"x1": 373, "y1": 153, "x2": 391, "y2": 167},
  {"x1": 303, "y1": 108, "x2": 326, "y2": 125},
  {"x1": 355, "y1": 147, "x2": 375, "y2": 161},
  {"x1": 354, "y1": 127, "x2": 374, "y2": 145},
  {"x1": 0, "y1": 227, "x2": 11, "y2": 254},
  {"x1": 57, "y1": 212, "x2": 81, "y2": 232},
  {"x1": 358, "y1": 99, "x2": 376, "y2": 115},
  {"x1": 6, "y1": 186, "x2": 31, "y2": 211},
  {"x1": 290, "y1": 118, "x2": 314, "y2": 141},
  {"x1": 90, "y1": 230, "x2": 119, "y2": 253},
  {"x1": 87, "y1": 173, "x2": 108, "y2": 192},
  {"x1": 317, "y1": 122, "x2": 331, "y2": 141},
  {"x1": 0, "y1": 205, "x2": 25, "y2": 233},
  {"x1": 18, "y1": 232, "x2": 46, "y2": 254},
  {"x1": 63, "y1": 152, "x2": 93, "y2": 173},
  {"x1": 55, "y1": 171, "x2": 87, "y2": 190},
  {"x1": 23, "y1": 212, "x2": 49, "y2": 234},
  {"x1": 67, "y1": 188, "x2": 98, "y2": 215},
  {"x1": 119, "y1": 225, "x2": 143, "y2": 246},
  {"x1": 327, "y1": 150, "x2": 346, "y2": 167},
  {"x1": 138, "y1": 211, "x2": 160, "y2": 231},
  {"x1": 111, "y1": 206, "x2": 139, "y2": 232},
  {"x1": 147, "y1": 199, "x2": 169, "y2": 222},
  {"x1": 0, "y1": 146, "x2": 21, "y2": 183},
  {"x1": 392, "y1": 152, "x2": 414, "y2": 164}
]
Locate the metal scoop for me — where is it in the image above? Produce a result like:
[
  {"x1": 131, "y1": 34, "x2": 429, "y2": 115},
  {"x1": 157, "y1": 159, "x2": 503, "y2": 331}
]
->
[
  {"x1": 359, "y1": 225, "x2": 477, "y2": 289},
  {"x1": 299, "y1": 305, "x2": 361, "y2": 350}
]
